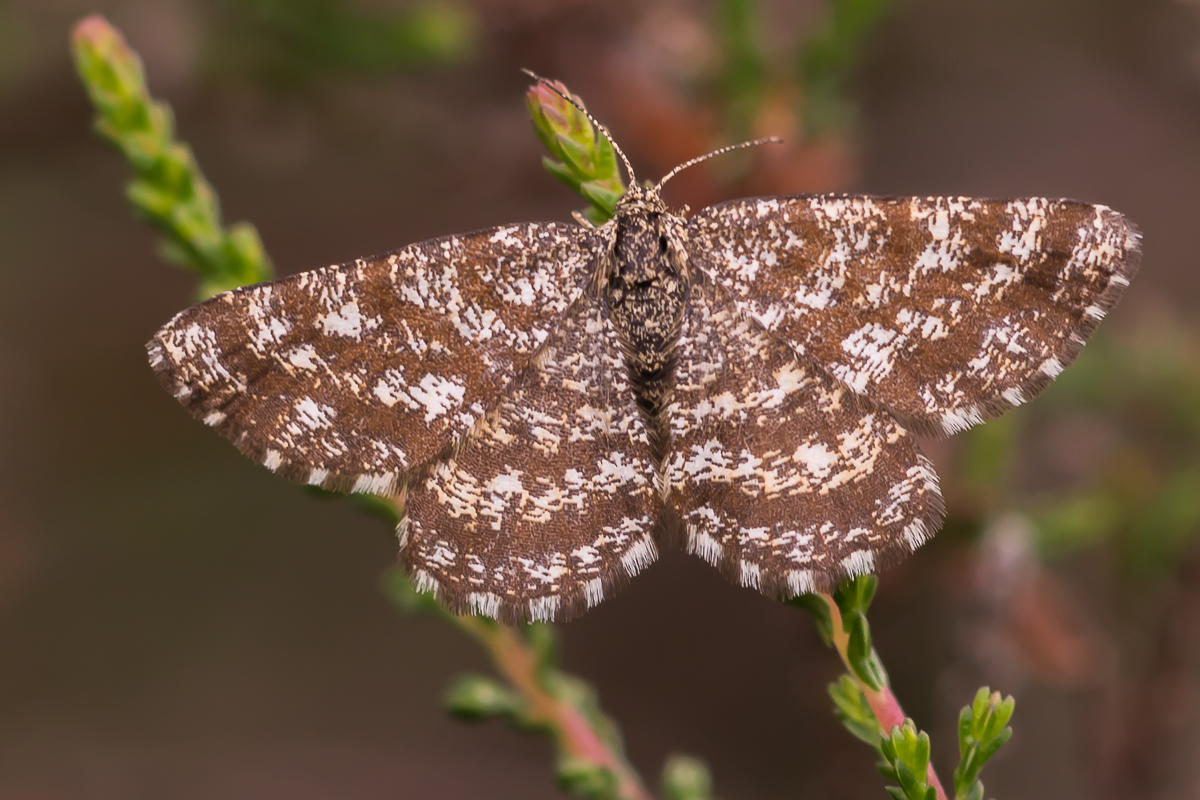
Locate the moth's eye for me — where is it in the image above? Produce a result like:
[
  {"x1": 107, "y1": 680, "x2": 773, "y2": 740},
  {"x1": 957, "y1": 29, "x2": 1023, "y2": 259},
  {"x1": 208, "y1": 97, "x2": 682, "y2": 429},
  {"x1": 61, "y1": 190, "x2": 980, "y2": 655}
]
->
[{"x1": 658, "y1": 234, "x2": 669, "y2": 254}]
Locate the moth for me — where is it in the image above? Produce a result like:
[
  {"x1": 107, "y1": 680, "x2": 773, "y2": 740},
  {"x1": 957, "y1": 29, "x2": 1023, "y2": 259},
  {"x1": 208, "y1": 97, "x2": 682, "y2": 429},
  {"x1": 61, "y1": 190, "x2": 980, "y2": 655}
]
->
[{"x1": 148, "y1": 79, "x2": 1140, "y2": 623}]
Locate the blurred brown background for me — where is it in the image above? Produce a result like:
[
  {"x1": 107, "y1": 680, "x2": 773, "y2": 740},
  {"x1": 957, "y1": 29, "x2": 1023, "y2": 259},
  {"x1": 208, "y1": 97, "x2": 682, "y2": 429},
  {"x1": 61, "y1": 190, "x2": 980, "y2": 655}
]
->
[{"x1": 2, "y1": 0, "x2": 1200, "y2": 797}]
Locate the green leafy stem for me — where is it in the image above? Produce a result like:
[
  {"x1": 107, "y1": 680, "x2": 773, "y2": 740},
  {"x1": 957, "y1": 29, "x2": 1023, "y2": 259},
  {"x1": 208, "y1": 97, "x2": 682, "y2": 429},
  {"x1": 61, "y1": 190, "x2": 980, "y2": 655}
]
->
[
  {"x1": 362, "y1": 496, "x2": 674, "y2": 800},
  {"x1": 791, "y1": 578, "x2": 1014, "y2": 800},
  {"x1": 712, "y1": 0, "x2": 898, "y2": 138},
  {"x1": 72, "y1": 14, "x2": 273, "y2": 299},
  {"x1": 526, "y1": 77, "x2": 626, "y2": 226},
  {"x1": 383, "y1": 564, "x2": 662, "y2": 800}
]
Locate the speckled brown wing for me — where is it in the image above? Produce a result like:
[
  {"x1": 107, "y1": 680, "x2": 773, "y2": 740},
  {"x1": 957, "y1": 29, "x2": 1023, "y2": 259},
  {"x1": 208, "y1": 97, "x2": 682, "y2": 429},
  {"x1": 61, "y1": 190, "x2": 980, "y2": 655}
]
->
[
  {"x1": 687, "y1": 196, "x2": 1140, "y2": 436},
  {"x1": 667, "y1": 278, "x2": 944, "y2": 599},
  {"x1": 147, "y1": 223, "x2": 598, "y2": 494},
  {"x1": 402, "y1": 291, "x2": 660, "y2": 623}
]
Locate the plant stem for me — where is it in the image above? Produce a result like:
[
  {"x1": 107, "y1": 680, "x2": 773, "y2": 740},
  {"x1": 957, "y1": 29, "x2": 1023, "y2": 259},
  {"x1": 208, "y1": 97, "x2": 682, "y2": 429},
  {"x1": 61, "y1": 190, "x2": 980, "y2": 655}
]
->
[
  {"x1": 821, "y1": 592, "x2": 949, "y2": 800},
  {"x1": 453, "y1": 616, "x2": 654, "y2": 800}
]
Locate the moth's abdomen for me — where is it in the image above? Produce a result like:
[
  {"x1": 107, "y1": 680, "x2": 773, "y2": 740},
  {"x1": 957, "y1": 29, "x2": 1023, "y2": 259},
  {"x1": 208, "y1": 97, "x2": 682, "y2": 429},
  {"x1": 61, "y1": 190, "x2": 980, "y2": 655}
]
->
[{"x1": 604, "y1": 213, "x2": 689, "y2": 466}]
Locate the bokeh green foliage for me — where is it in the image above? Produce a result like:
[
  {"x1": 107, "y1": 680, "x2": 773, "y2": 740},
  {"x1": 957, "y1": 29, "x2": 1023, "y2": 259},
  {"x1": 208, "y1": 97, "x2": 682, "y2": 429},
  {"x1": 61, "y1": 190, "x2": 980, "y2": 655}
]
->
[
  {"x1": 954, "y1": 324, "x2": 1200, "y2": 576},
  {"x1": 1041, "y1": 328, "x2": 1200, "y2": 572},
  {"x1": 207, "y1": 0, "x2": 476, "y2": 89},
  {"x1": 711, "y1": 0, "x2": 895, "y2": 138},
  {"x1": 525, "y1": 0, "x2": 902, "y2": 217},
  {"x1": 799, "y1": 0, "x2": 895, "y2": 132},
  {"x1": 660, "y1": 755, "x2": 715, "y2": 800},
  {"x1": 716, "y1": 0, "x2": 769, "y2": 135}
]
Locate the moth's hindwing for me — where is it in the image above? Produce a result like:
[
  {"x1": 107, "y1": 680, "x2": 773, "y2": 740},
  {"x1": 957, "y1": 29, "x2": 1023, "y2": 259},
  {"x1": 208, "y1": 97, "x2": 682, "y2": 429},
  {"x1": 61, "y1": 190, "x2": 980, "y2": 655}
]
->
[
  {"x1": 687, "y1": 196, "x2": 1141, "y2": 436},
  {"x1": 402, "y1": 292, "x2": 659, "y2": 623},
  {"x1": 668, "y1": 278, "x2": 945, "y2": 598},
  {"x1": 147, "y1": 223, "x2": 598, "y2": 493}
]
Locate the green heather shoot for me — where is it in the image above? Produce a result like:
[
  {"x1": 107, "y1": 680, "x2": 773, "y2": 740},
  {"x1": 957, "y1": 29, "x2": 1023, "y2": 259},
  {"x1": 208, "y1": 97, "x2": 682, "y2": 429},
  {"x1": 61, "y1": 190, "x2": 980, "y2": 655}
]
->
[
  {"x1": 71, "y1": 14, "x2": 272, "y2": 298},
  {"x1": 790, "y1": 578, "x2": 1016, "y2": 800},
  {"x1": 526, "y1": 77, "x2": 625, "y2": 225}
]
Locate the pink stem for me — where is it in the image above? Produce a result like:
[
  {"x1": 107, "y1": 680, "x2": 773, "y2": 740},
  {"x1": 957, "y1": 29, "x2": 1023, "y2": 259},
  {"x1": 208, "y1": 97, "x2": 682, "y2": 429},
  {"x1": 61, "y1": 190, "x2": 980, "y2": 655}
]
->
[
  {"x1": 820, "y1": 594, "x2": 950, "y2": 800},
  {"x1": 459, "y1": 618, "x2": 653, "y2": 800}
]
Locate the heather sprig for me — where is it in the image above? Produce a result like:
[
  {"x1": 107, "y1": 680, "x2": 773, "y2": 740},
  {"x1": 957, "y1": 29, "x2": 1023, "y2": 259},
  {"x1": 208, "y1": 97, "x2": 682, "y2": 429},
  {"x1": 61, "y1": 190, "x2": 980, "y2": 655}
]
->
[
  {"x1": 953, "y1": 688, "x2": 1015, "y2": 800},
  {"x1": 71, "y1": 15, "x2": 272, "y2": 299},
  {"x1": 792, "y1": 579, "x2": 1015, "y2": 800},
  {"x1": 526, "y1": 78, "x2": 626, "y2": 225},
  {"x1": 383, "y1": 567, "x2": 655, "y2": 800}
]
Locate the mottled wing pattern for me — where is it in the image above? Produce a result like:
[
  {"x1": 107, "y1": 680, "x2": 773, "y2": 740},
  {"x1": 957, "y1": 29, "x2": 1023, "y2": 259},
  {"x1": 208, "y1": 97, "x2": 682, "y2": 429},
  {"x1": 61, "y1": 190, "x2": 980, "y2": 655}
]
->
[
  {"x1": 402, "y1": 292, "x2": 659, "y2": 623},
  {"x1": 148, "y1": 223, "x2": 596, "y2": 493},
  {"x1": 667, "y1": 278, "x2": 944, "y2": 597},
  {"x1": 687, "y1": 196, "x2": 1141, "y2": 435}
]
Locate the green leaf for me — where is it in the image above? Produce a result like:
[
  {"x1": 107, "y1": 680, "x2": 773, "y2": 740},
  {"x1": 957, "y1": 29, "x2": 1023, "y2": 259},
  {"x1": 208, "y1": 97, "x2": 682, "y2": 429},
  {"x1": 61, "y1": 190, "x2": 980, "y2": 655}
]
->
[
  {"x1": 833, "y1": 574, "x2": 878, "y2": 622},
  {"x1": 557, "y1": 134, "x2": 603, "y2": 178},
  {"x1": 579, "y1": 181, "x2": 622, "y2": 218},
  {"x1": 444, "y1": 673, "x2": 523, "y2": 720},
  {"x1": 888, "y1": 722, "x2": 930, "y2": 778},
  {"x1": 845, "y1": 611, "x2": 888, "y2": 691},
  {"x1": 953, "y1": 687, "x2": 1015, "y2": 799},
  {"x1": 829, "y1": 675, "x2": 883, "y2": 748},
  {"x1": 556, "y1": 756, "x2": 619, "y2": 800},
  {"x1": 581, "y1": 206, "x2": 611, "y2": 227},
  {"x1": 661, "y1": 754, "x2": 714, "y2": 800},
  {"x1": 542, "y1": 157, "x2": 585, "y2": 193},
  {"x1": 879, "y1": 720, "x2": 934, "y2": 800}
]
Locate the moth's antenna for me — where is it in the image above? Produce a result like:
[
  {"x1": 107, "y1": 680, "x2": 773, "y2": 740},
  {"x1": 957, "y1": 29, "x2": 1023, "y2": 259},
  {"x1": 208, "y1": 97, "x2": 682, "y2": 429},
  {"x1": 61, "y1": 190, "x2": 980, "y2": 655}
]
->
[
  {"x1": 654, "y1": 137, "x2": 783, "y2": 194},
  {"x1": 522, "y1": 69, "x2": 638, "y2": 188}
]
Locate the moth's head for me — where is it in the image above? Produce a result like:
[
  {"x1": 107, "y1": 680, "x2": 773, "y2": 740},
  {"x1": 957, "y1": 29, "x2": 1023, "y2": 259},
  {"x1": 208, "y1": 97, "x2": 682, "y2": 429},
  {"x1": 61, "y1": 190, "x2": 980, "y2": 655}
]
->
[{"x1": 614, "y1": 182, "x2": 668, "y2": 219}]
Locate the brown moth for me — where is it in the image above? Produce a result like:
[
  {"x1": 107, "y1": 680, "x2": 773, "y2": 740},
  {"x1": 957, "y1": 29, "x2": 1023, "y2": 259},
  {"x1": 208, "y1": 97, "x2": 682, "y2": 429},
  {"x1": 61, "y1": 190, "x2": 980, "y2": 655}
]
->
[{"x1": 148, "y1": 80, "x2": 1140, "y2": 623}]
